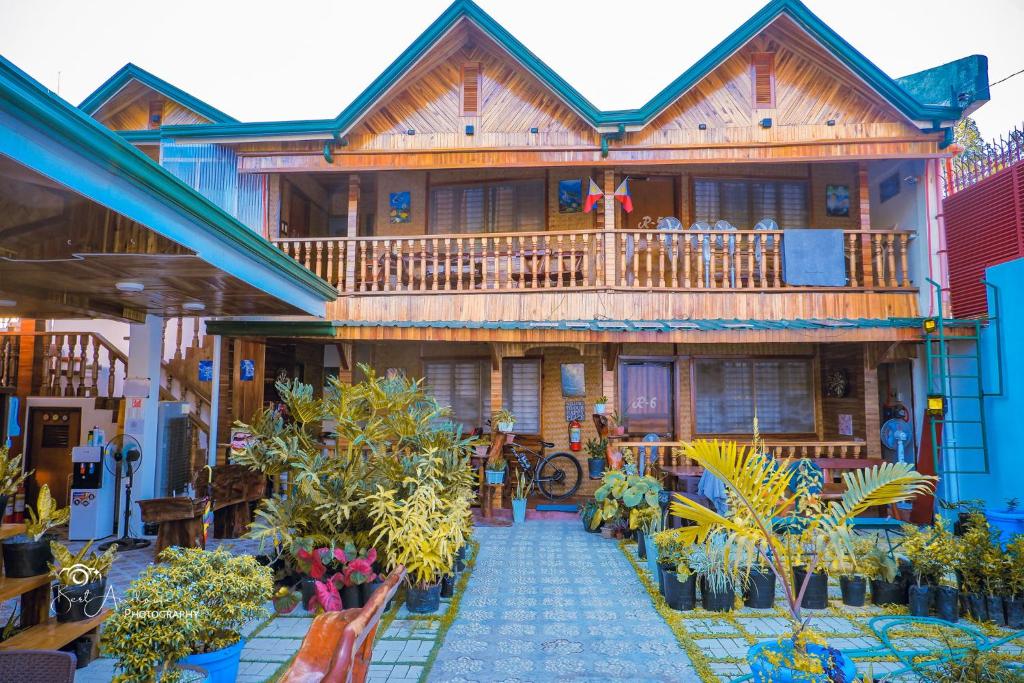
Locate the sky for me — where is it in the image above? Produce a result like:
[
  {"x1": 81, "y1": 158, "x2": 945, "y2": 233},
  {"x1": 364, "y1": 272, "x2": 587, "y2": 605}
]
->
[{"x1": 1, "y1": 0, "x2": 1022, "y2": 140}]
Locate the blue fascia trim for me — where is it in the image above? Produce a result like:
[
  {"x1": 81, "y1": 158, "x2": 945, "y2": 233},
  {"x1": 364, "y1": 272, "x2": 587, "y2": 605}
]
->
[{"x1": 78, "y1": 62, "x2": 238, "y2": 123}]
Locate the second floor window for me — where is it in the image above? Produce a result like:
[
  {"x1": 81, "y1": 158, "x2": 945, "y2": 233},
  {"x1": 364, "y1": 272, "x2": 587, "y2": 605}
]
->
[
  {"x1": 693, "y1": 177, "x2": 808, "y2": 229},
  {"x1": 429, "y1": 179, "x2": 544, "y2": 234},
  {"x1": 693, "y1": 358, "x2": 815, "y2": 435}
]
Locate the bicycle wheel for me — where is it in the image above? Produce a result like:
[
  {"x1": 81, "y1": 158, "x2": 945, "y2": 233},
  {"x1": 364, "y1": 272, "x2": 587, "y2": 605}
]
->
[{"x1": 536, "y1": 452, "x2": 582, "y2": 500}]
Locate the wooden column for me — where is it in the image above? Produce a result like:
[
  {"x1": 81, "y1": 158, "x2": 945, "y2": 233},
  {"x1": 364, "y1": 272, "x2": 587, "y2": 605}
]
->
[
  {"x1": 863, "y1": 347, "x2": 881, "y2": 458},
  {"x1": 335, "y1": 343, "x2": 353, "y2": 386},
  {"x1": 266, "y1": 175, "x2": 282, "y2": 239},
  {"x1": 602, "y1": 344, "x2": 617, "y2": 416},
  {"x1": 489, "y1": 345, "x2": 503, "y2": 418},
  {"x1": 602, "y1": 169, "x2": 617, "y2": 287},
  {"x1": 858, "y1": 162, "x2": 874, "y2": 288},
  {"x1": 345, "y1": 175, "x2": 360, "y2": 293}
]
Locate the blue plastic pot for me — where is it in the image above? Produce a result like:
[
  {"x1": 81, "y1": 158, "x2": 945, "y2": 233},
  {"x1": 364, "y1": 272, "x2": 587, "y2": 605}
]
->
[
  {"x1": 179, "y1": 639, "x2": 244, "y2": 683},
  {"x1": 485, "y1": 468, "x2": 506, "y2": 485},
  {"x1": 748, "y1": 641, "x2": 857, "y2": 683},
  {"x1": 646, "y1": 540, "x2": 659, "y2": 579},
  {"x1": 986, "y1": 509, "x2": 1024, "y2": 546},
  {"x1": 512, "y1": 498, "x2": 527, "y2": 523}
]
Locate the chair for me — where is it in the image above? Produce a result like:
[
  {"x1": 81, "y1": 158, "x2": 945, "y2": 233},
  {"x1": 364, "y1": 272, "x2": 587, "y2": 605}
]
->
[
  {"x1": 752, "y1": 217, "x2": 778, "y2": 284},
  {"x1": 713, "y1": 220, "x2": 738, "y2": 287},
  {"x1": 688, "y1": 221, "x2": 712, "y2": 286},
  {"x1": 281, "y1": 566, "x2": 406, "y2": 683},
  {"x1": 637, "y1": 433, "x2": 661, "y2": 476},
  {"x1": 0, "y1": 650, "x2": 76, "y2": 683}
]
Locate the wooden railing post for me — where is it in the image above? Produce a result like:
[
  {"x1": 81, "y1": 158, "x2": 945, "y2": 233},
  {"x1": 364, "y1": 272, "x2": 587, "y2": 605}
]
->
[
  {"x1": 602, "y1": 170, "x2": 616, "y2": 287},
  {"x1": 345, "y1": 175, "x2": 360, "y2": 293}
]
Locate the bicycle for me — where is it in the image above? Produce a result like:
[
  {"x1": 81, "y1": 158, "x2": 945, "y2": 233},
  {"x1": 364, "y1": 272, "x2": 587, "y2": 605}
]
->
[{"x1": 502, "y1": 435, "x2": 583, "y2": 501}]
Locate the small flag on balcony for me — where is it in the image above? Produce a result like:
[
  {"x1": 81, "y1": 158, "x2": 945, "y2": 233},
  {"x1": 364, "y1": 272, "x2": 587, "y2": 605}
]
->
[
  {"x1": 583, "y1": 178, "x2": 603, "y2": 213},
  {"x1": 614, "y1": 177, "x2": 634, "y2": 213}
]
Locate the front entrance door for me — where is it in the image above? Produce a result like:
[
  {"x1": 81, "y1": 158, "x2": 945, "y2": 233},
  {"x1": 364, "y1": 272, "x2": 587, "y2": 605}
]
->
[
  {"x1": 26, "y1": 407, "x2": 81, "y2": 508},
  {"x1": 623, "y1": 177, "x2": 677, "y2": 230},
  {"x1": 619, "y1": 360, "x2": 675, "y2": 438}
]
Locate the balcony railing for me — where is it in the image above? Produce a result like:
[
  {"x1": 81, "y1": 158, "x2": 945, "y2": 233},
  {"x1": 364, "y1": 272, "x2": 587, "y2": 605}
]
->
[{"x1": 273, "y1": 228, "x2": 913, "y2": 294}]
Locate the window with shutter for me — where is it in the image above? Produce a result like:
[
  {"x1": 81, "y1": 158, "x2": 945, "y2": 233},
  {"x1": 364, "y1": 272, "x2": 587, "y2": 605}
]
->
[
  {"x1": 429, "y1": 179, "x2": 544, "y2": 233},
  {"x1": 620, "y1": 361, "x2": 675, "y2": 436},
  {"x1": 693, "y1": 178, "x2": 808, "y2": 228},
  {"x1": 424, "y1": 360, "x2": 490, "y2": 431},
  {"x1": 693, "y1": 358, "x2": 815, "y2": 435},
  {"x1": 461, "y1": 63, "x2": 481, "y2": 116},
  {"x1": 502, "y1": 358, "x2": 541, "y2": 434},
  {"x1": 751, "y1": 53, "x2": 775, "y2": 108}
]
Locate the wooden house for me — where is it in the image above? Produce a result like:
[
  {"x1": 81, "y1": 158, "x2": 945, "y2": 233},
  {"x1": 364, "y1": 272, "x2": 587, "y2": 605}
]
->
[{"x1": 3, "y1": 0, "x2": 991, "y2": 504}]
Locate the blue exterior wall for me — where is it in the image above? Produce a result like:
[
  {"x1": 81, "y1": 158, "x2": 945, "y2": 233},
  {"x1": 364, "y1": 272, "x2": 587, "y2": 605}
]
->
[{"x1": 951, "y1": 256, "x2": 1023, "y2": 507}]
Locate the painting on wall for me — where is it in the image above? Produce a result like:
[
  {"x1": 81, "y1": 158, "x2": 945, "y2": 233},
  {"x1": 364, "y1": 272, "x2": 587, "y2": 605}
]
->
[
  {"x1": 388, "y1": 191, "x2": 411, "y2": 223},
  {"x1": 838, "y1": 413, "x2": 854, "y2": 437},
  {"x1": 558, "y1": 178, "x2": 583, "y2": 213},
  {"x1": 879, "y1": 173, "x2": 901, "y2": 204},
  {"x1": 825, "y1": 184, "x2": 850, "y2": 217},
  {"x1": 240, "y1": 359, "x2": 255, "y2": 382},
  {"x1": 198, "y1": 360, "x2": 213, "y2": 382},
  {"x1": 560, "y1": 363, "x2": 586, "y2": 397}
]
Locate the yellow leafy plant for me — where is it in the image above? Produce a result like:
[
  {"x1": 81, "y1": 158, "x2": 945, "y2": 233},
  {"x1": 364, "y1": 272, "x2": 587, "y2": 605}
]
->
[{"x1": 26, "y1": 484, "x2": 70, "y2": 541}]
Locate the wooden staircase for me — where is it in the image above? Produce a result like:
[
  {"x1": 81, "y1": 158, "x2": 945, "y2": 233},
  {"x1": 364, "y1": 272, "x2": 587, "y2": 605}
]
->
[
  {"x1": 0, "y1": 524, "x2": 108, "y2": 653},
  {"x1": 160, "y1": 316, "x2": 213, "y2": 474}
]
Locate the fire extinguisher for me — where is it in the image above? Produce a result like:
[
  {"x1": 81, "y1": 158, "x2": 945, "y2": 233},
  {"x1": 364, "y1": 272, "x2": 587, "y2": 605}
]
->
[{"x1": 568, "y1": 419, "x2": 582, "y2": 451}]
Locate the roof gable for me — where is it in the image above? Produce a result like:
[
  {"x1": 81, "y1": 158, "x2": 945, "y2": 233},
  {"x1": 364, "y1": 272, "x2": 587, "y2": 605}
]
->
[{"x1": 79, "y1": 63, "x2": 237, "y2": 127}]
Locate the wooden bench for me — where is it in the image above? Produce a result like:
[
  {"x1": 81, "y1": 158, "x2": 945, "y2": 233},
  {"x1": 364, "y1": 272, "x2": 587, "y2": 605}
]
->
[
  {"x1": 0, "y1": 524, "x2": 108, "y2": 656},
  {"x1": 280, "y1": 566, "x2": 405, "y2": 683}
]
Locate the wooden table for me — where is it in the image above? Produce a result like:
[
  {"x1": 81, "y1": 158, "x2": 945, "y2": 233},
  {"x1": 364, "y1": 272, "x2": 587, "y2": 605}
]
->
[
  {"x1": 658, "y1": 464, "x2": 705, "y2": 494},
  {"x1": 137, "y1": 497, "x2": 207, "y2": 555}
]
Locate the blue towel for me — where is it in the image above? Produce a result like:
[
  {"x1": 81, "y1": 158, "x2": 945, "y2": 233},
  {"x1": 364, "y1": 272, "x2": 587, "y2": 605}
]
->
[
  {"x1": 698, "y1": 470, "x2": 730, "y2": 516},
  {"x1": 781, "y1": 229, "x2": 847, "y2": 286}
]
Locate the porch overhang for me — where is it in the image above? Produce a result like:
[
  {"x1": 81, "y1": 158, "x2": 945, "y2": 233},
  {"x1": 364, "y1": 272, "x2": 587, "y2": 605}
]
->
[{"x1": 0, "y1": 56, "x2": 336, "y2": 322}]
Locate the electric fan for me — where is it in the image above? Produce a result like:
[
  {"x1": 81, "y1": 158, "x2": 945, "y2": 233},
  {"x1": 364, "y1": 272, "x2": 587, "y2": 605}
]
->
[
  {"x1": 97, "y1": 434, "x2": 151, "y2": 552},
  {"x1": 880, "y1": 418, "x2": 913, "y2": 464}
]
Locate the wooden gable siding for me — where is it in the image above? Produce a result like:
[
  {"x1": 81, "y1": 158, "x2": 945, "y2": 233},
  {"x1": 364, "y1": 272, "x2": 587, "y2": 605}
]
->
[
  {"x1": 628, "y1": 17, "x2": 922, "y2": 147},
  {"x1": 345, "y1": 22, "x2": 595, "y2": 152},
  {"x1": 91, "y1": 80, "x2": 212, "y2": 130}
]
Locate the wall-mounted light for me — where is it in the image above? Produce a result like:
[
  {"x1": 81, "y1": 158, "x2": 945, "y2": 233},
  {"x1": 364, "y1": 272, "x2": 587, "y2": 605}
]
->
[
  {"x1": 904, "y1": 176, "x2": 919, "y2": 185},
  {"x1": 406, "y1": 129, "x2": 415, "y2": 136},
  {"x1": 183, "y1": 301, "x2": 206, "y2": 312},
  {"x1": 826, "y1": 119, "x2": 836, "y2": 126},
  {"x1": 465, "y1": 124, "x2": 474, "y2": 136},
  {"x1": 926, "y1": 394, "x2": 947, "y2": 417},
  {"x1": 759, "y1": 118, "x2": 772, "y2": 128},
  {"x1": 922, "y1": 317, "x2": 938, "y2": 334},
  {"x1": 530, "y1": 127, "x2": 539, "y2": 134},
  {"x1": 698, "y1": 123, "x2": 707, "y2": 130},
  {"x1": 115, "y1": 281, "x2": 145, "y2": 293}
]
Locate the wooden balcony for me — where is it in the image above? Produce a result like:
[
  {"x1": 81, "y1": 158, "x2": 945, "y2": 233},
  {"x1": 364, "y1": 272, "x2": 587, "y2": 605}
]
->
[{"x1": 273, "y1": 227, "x2": 913, "y2": 295}]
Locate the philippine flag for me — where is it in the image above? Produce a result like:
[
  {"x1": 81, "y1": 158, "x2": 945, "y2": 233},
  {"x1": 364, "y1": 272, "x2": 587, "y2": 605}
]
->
[
  {"x1": 614, "y1": 177, "x2": 634, "y2": 213},
  {"x1": 583, "y1": 178, "x2": 603, "y2": 213}
]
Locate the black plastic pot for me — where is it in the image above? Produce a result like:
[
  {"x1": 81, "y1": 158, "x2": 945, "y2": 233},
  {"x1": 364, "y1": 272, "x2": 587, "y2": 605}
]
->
[
  {"x1": 840, "y1": 575, "x2": 867, "y2": 607},
  {"x1": 700, "y1": 578, "x2": 736, "y2": 612},
  {"x1": 360, "y1": 579, "x2": 383, "y2": 606},
  {"x1": 340, "y1": 584, "x2": 361, "y2": 609},
  {"x1": 454, "y1": 545, "x2": 467, "y2": 572},
  {"x1": 588, "y1": 457, "x2": 605, "y2": 479},
  {"x1": 663, "y1": 570, "x2": 697, "y2": 611},
  {"x1": 636, "y1": 532, "x2": 647, "y2": 560},
  {"x1": 793, "y1": 567, "x2": 828, "y2": 609},
  {"x1": 872, "y1": 578, "x2": 909, "y2": 606},
  {"x1": 53, "y1": 578, "x2": 106, "y2": 623},
  {"x1": 406, "y1": 583, "x2": 441, "y2": 614},
  {"x1": 986, "y1": 595, "x2": 1007, "y2": 626},
  {"x1": 909, "y1": 584, "x2": 934, "y2": 617},
  {"x1": 440, "y1": 574, "x2": 455, "y2": 598},
  {"x1": 935, "y1": 586, "x2": 959, "y2": 622},
  {"x1": 744, "y1": 568, "x2": 776, "y2": 609},
  {"x1": 1006, "y1": 598, "x2": 1024, "y2": 629},
  {"x1": 298, "y1": 577, "x2": 316, "y2": 610},
  {"x1": 2, "y1": 536, "x2": 53, "y2": 578},
  {"x1": 657, "y1": 562, "x2": 672, "y2": 596},
  {"x1": 966, "y1": 592, "x2": 988, "y2": 621}
]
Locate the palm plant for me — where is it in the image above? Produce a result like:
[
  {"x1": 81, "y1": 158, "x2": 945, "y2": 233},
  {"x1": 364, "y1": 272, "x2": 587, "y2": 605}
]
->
[{"x1": 669, "y1": 439, "x2": 934, "y2": 652}]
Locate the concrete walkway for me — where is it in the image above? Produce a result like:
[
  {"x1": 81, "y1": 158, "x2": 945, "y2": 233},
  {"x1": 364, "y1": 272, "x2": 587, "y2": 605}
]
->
[{"x1": 430, "y1": 520, "x2": 697, "y2": 682}]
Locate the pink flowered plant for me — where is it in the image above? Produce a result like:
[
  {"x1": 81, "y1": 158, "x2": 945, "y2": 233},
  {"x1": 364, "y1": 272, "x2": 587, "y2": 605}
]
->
[
  {"x1": 278, "y1": 545, "x2": 379, "y2": 613},
  {"x1": 341, "y1": 548, "x2": 378, "y2": 587}
]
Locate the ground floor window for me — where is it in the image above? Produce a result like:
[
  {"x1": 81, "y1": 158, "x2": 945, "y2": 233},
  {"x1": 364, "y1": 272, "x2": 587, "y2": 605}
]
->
[
  {"x1": 502, "y1": 358, "x2": 541, "y2": 434},
  {"x1": 619, "y1": 360, "x2": 675, "y2": 437},
  {"x1": 692, "y1": 358, "x2": 815, "y2": 435},
  {"x1": 424, "y1": 359, "x2": 490, "y2": 431}
]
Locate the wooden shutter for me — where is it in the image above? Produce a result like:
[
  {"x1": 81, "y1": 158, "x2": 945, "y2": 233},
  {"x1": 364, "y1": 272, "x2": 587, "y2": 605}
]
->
[
  {"x1": 751, "y1": 53, "x2": 775, "y2": 109},
  {"x1": 503, "y1": 358, "x2": 541, "y2": 434},
  {"x1": 424, "y1": 360, "x2": 489, "y2": 430},
  {"x1": 461, "y1": 63, "x2": 481, "y2": 116}
]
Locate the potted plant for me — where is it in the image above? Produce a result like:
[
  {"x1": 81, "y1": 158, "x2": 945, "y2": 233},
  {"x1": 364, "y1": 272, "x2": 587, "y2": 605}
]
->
[
  {"x1": 741, "y1": 547, "x2": 777, "y2": 609},
  {"x1": 901, "y1": 518, "x2": 956, "y2": 616},
  {"x1": 0, "y1": 446, "x2": 31, "y2": 523},
  {"x1": 493, "y1": 408, "x2": 516, "y2": 434},
  {"x1": 590, "y1": 469, "x2": 661, "y2": 532},
  {"x1": 578, "y1": 500, "x2": 601, "y2": 533},
  {"x1": 630, "y1": 506, "x2": 658, "y2": 560},
  {"x1": 102, "y1": 547, "x2": 273, "y2": 683},
  {"x1": 653, "y1": 528, "x2": 698, "y2": 611},
  {"x1": 609, "y1": 411, "x2": 626, "y2": 437},
  {"x1": 1005, "y1": 535, "x2": 1024, "y2": 628},
  {"x1": 485, "y1": 456, "x2": 507, "y2": 485},
  {"x1": 645, "y1": 514, "x2": 663, "y2": 578},
  {"x1": 594, "y1": 396, "x2": 609, "y2": 415},
  {"x1": 860, "y1": 538, "x2": 907, "y2": 606},
  {"x1": 836, "y1": 537, "x2": 871, "y2": 607},
  {"x1": 511, "y1": 470, "x2": 528, "y2": 524},
  {"x1": 958, "y1": 512, "x2": 995, "y2": 621},
  {"x1": 670, "y1": 439, "x2": 934, "y2": 681},
  {"x1": 585, "y1": 437, "x2": 607, "y2": 479},
  {"x1": 2, "y1": 484, "x2": 69, "y2": 578},
  {"x1": 49, "y1": 539, "x2": 117, "y2": 623},
  {"x1": 982, "y1": 535, "x2": 1008, "y2": 626},
  {"x1": 689, "y1": 534, "x2": 738, "y2": 612}
]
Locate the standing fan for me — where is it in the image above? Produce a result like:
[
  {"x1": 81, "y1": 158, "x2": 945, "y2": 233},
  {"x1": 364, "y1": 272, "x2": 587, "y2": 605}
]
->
[
  {"x1": 97, "y1": 434, "x2": 151, "y2": 552},
  {"x1": 880, "y1": 418, "x2": 913, "y2": 464}
]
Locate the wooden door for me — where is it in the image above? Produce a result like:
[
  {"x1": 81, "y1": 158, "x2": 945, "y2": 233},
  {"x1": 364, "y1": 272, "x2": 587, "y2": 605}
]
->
[
  {"x1": 26, "y1": 407, "x2": 81, "y2": 508},
  {"x1": 623, "y1": 177, "x2": 677, "y2": 230}
]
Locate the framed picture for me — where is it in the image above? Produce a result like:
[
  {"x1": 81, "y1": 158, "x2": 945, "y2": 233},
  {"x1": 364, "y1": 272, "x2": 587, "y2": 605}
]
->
[
  {"x1": 240, "y1": 359, "x2": 255, "y2": 382},
  {"x1": 825, "y1": 184, "x2": 850, "y2": 217},
  {"x1": 879, "y1": 173, "x2": 900, "y2": 203},
  {"x1": 560, "y1": 363, "x2": 586, "y2": 397},
  {"x1": 565, "y1": 400, "x2": 586, "y2": 422},
  {"x1": 198, "y1": 359, "x2": 213, "y2": 382},
  {"x1": 558, "y1": 178, "x2": 583, "y2": 213},
  {"x1": 838, "y1": 413, "x2": 854, "y2": 437},
  {"x1": 388, "y1": 191, "x2": 411, "y2": 223}
]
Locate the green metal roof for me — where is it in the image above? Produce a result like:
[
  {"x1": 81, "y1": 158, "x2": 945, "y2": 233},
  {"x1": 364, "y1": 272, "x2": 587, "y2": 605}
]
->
[
  {"x1": 0, "y1": 55, "x2": 336, "y2": 304},
  {"x1": 154, "y1": 0, "x2": 982, "y2": 143},
  {"x1": 79, "y1": 62, "x2": 238, "y2": 124}
]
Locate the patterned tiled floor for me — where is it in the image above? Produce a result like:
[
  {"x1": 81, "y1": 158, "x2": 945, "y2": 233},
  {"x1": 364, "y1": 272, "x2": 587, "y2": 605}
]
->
[{"x1": 428, "y1": 520, "x2": 698, "y2": 682}]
